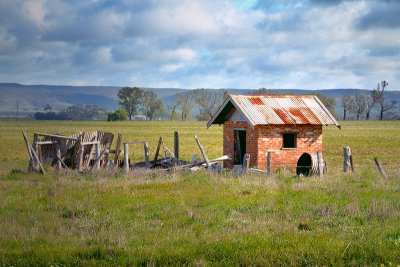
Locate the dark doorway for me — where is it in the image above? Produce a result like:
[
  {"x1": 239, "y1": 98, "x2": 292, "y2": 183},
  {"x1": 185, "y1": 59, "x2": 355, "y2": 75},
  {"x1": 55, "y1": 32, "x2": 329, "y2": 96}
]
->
[
  {"x1": 234, "y1": 130, "x2": 246, "y2": 165},
  {"x1": 296, "y1": 153, "x2": 312, "y2": 176}
]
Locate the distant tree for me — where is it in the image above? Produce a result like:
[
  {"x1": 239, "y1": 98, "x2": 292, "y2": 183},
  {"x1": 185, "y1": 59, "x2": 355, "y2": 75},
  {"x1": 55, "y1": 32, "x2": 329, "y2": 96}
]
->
[
  {"x1": 340, "y1": 94, "x2": 352, "y2": 120},
  {"x1": 147, "y1": 99, "x2": 164, "y2": 121},
  {"x1": 176, "y1": 92, "x2": 194, "y2": 120},
  {"x1": 252, "y1": 87, "x2": 274, "y2": 95},
  {"x1": 364, "y1": 93, "x2": 375, "y2": 120},
  {"x1": 349, "y1": 93, "x2": 367, "y2": 120},
  {"x1": 142, "y1": 91, "x2": 157, "y2": 120},
  {"x1": 372, "y1": 81, "x2": 396, "y2": 120},
  {"x1": 315, "y1": 94, "x2": 337, "y2": 118},
  {"x1": 117, "y1": 87, "x2": 144, "y2": 120},
  {"x1": 191, "y1": 88, "x2": 228, "y2": 120},
  {"x1": 107, "y1": 109, "x2": 128, "y2": 121}
]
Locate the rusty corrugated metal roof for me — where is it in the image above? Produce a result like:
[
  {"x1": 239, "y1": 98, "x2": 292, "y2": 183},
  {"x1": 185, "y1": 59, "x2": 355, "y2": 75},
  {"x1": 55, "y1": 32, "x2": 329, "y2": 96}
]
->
[{"x1": 207, "y1": 94, "x2": 340, "y2": 128}]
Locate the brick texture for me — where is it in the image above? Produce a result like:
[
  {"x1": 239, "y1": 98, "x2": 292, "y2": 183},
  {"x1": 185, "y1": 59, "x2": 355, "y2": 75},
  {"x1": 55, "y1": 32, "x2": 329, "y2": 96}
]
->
[{"x1": 223, "y1": 121, "x2": 323, "y2": 170}]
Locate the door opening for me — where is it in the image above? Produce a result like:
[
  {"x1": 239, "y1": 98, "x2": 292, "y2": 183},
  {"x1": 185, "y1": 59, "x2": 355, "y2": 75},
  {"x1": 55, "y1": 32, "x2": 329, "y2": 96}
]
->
[{"x1": 234, "y1": 129, "x2": 246, "y2": 165}]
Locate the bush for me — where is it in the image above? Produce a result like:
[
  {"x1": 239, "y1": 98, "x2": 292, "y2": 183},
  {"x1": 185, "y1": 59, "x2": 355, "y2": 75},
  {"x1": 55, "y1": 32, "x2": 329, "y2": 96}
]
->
[{"x1": 108, "y1": 109, "x2": 128, "y2": 121}]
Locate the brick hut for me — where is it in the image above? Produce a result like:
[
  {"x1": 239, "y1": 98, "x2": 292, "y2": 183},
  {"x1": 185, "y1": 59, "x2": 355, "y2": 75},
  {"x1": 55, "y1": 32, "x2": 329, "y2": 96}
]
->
[{"x1": 207, "y1": 94, "x2": 340, "y2": 173}]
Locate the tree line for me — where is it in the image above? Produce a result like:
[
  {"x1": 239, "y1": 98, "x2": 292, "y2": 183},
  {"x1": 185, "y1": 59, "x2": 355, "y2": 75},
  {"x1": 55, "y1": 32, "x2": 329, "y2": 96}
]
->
[{"x1": 341, "y1": 81, "x2": 396, "y2": 120}]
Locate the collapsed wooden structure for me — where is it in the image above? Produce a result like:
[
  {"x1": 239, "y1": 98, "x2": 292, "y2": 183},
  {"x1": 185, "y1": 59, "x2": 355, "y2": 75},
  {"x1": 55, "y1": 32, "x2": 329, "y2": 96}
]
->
[{"x1": 22, "y1": 131, "x2": 229, "y2": 174}]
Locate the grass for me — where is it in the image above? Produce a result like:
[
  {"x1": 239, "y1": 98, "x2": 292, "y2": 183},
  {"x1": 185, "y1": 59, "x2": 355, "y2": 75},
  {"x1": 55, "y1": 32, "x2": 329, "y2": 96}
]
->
[{"x1": 0, "y1": 120, "x2": 400, "y2": 265}]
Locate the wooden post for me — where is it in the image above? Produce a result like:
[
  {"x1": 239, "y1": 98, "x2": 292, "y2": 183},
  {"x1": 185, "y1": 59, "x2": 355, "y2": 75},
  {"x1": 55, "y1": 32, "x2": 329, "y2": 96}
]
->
[
  {"x1": 195, "y1": 135, "x2": 210, "y2": 168},
  {"x1": 374, "y1": 157, "x2": 387, "y2": 179},
  {"x1": 22, "y1": 131, "x2": 45, "y2": 174},
  {"x1": 56, "y1": 142, "x2": 62, "y2": 170},
  {"x1": 95, "y1": 141, "x2": 100, "y2": 170},
  {"x1": 243, "y1": 154, "x2": 250, "y2": 173},
  {"x1": 343, "y1": 146, "x2": 352, "y2": 172},
  {"x1": 124, "y1": 143, "x2": 129, "y2": 173},
  {"x1": 153, "y1": 136, "x2": 163, "y2": 165},
  {"x1": 144, "y1": 141, "x2": 150, "y2": 168},
  {"x1": 113, "y1": 133, "x2": 122, "y2": 168},
  {"x1": 267, "y1": 151, "x2": 271, "y2": 176},
  {"x1": 77, "y1": 143, "x2": 84, "y2": 172},
  {"x1": 174, "y1": 131, "x2": 179, "y2": 160},
  {"x1": 317, "y1": 151, "x2": 323, "y2": 177}
]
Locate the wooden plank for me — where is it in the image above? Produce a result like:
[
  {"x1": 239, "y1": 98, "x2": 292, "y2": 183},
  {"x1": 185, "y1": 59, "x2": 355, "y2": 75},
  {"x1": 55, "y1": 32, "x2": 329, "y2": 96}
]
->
[
  {"x1": 113, "y1": 133, "x2": 122, "y2": 168},
  {"x1": 34, "y1": 132, "x2": 78, "y2": 141},
  {"x1": 22, "y1": 131, "x2": 34, "y2": 171},
  {"x1": 55, "y1": 154, "x2": 69, "y2": 169},
  {"x1": 267, "y1": 151, "x2": 272, "y2": 176},
  {"x1": 87, "y1": 149, "x2": 110, "y2": 173},
  {"x1": 195, "y1": 135, "x2": 210, "y2": 168},
  {"x1": 22, "y1": 131, "x2": 45, "y2": 174}
]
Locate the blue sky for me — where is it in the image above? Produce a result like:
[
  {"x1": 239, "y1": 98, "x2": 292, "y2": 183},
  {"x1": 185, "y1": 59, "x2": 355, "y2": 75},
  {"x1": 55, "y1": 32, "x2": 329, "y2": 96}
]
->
[{"x1": 0, "y1": 0, "x2": 399, "y2": 90}]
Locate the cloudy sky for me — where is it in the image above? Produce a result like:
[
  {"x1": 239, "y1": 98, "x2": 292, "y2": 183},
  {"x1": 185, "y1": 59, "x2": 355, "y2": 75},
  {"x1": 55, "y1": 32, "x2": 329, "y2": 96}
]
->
[{"x1": 0, "y1": 0, "x2": 399, "y2": 90}]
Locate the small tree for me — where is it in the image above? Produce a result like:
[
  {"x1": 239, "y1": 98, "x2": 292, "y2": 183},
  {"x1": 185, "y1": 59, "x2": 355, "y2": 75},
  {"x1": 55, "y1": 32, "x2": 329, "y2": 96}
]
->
[
  {"x1": 176, "y1": 92, "x2": 194, "y2": 120},
  {"x1": 117, "y1": 87, "x2": 144, "y2": 120},
  {"x1": 340, "y1": 94, "x2": 352, "y2": 120},
  {"x1": 349, "y1": 93, "x2": 367, "y2": 120},
  {"x1": 372, "y1": 81, "x2": 396, "y2": 120}
]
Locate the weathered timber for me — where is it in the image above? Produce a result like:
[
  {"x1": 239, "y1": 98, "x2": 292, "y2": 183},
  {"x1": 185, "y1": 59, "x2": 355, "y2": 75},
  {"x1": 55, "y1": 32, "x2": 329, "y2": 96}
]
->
[
  {"x1": 243, "y1": 154, "x2": 250, "y2": 173},
  {"x1": 374, "y1": 157, "x2": 387, "y2": 179},
  {"x1": 343, "y1": 146, "x2": 352, "y2": 172},
  {"x1": 174, "y1": 131, "x2": 179, "y2": 160},
  {"x1": 144, "y1": 141, "x2": 150, "y2": 168},
  {"x1": 195, "y1": 135, "x2": 210, "y2": 168},
  {"x1": 56, "y1": 142, "x2": 62, "y2": 170},
  {"x1": 113, "y1": 133, "x2": 122, "y2": 168},
  {"x1": 22, "y1": 131, "x2": 45, "y2": 174},
  {"x1": 124, "y1": 143, "x2": 129, "y2": 173},
  {"x1": 34, "y1": 132, "x2": 79, "y2": 141},
  {"x1": 55, "y1": 154, "x2": 69, "y2": 169},
  {"x1": 267, "y1": 151, "x2": 272, "y2": 176},
  {"x1": 317, "y1": 151, "x2": 323, "y2": 177},
  {"x1": 153, "y1": 137, "x2": 163, "y2": 165}
]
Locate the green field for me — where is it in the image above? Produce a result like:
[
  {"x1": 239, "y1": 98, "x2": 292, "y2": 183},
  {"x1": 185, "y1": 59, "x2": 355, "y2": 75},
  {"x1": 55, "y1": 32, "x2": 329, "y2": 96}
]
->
[{"x1": 0, "y1": 120, "x2": 400, "y2": 265}]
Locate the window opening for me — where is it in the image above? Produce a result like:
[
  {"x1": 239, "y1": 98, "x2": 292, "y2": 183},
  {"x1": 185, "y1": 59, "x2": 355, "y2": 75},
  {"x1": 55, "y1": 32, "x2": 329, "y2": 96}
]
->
[{"x1": 283, "y1": 133, "x2": 297, "y2": 148}]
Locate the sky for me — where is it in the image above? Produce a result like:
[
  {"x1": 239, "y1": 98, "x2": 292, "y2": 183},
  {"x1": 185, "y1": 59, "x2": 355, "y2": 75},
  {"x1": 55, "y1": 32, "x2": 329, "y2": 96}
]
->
[{"x1": 0, "y1": 0, "x2": 399, "y2": 90}]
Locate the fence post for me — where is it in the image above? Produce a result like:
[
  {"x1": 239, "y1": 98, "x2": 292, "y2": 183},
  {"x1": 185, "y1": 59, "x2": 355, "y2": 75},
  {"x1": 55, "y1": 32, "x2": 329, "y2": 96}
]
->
[
  {"x1": 267, "y1": 151, "x2": 271, "y2": 176},
  {"x1": 317, "y1": 151, "x2": 323, "y2": 177},
  {"x1": 95, "y1": 141, "x2": 100, "y2": 170},
  {"x1": 243, "y1": 154, "x2": 250, "y2": 174},
  {"x1": 343, "y1": 146, "x2": 352, "y2": 172},
  {"x1": 144, "y1": 141, "x2": 150, "y2": 169},
  {"x1": 56, "y1": 142, "x2": 62, "y2": 170},
  {"x1": 124, "y1": 143, "x2": 129, "y2": 173},
  {"x1": 174, "y1": 131, "x2": 179, "y2": 161}
]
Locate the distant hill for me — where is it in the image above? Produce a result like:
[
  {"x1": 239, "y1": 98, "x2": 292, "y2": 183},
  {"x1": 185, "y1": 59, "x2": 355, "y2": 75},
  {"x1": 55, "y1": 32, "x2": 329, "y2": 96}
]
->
[{"x1": 1, "y1": 83, "x2": 400, "y2": 119}]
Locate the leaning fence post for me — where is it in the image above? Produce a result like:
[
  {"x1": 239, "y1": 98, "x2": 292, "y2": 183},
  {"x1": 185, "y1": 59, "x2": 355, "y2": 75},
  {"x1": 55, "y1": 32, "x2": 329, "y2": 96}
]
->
[
  {"x1": 374, "y1": 157, "x2": 387, "y2": 179},
  {"x1": 343, "y1": 146, "x2": 352, "y2": 172},
  {"x1": 317, "y1": 151, "x2": 323, "y2": 177},
  {"x1": 267, "y1": 151, "x2": 272, "y2": 176},
  {"x1": 124, "y1": 143, "x2": 129, "y2": 173}
]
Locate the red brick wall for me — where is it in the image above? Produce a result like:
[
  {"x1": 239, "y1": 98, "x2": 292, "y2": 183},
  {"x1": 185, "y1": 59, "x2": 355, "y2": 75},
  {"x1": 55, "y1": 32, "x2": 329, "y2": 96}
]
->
[{"x1": 223, "y1": 121, "x2": 323, "y2": 170}]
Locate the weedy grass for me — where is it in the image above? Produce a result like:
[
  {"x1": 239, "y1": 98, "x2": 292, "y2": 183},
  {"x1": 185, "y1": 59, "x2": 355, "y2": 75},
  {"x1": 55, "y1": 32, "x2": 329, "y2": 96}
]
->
[{"x1": 0, "y1": 120, "x2": 400, "y2": 265}]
